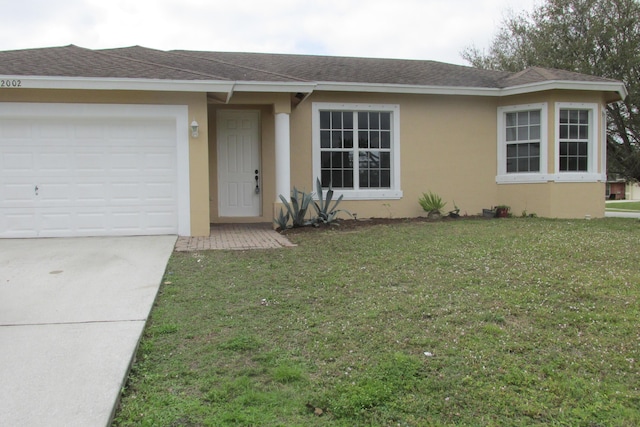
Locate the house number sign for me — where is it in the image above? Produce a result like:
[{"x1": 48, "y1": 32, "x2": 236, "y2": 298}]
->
[{"x1": 0, "y1": 79, "x2": 23, "y2": 88}]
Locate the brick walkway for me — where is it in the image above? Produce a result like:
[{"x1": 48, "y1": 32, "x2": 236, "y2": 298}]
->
[{"x1": 174, "y1": 223, "x2": 296, "y2": 251}]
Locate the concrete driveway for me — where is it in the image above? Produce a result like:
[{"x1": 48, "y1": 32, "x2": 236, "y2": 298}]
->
[{"x1": 0, "y1": 236, "x2": 176, "y2": 427}]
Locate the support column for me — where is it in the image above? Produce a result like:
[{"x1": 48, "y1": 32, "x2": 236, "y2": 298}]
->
[{"x1": 274, "y1": 112, "x2": 291, "y2": 201}]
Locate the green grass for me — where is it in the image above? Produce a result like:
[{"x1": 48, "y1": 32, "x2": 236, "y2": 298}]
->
[
  {"x1": 606, "y1": 201, "x2": 640, "y2": 211},
  {"x1": 113, "y1": 218, "x2": 640, "y2": 426}
]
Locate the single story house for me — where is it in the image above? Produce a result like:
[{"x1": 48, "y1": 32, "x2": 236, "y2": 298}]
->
[{"x1": 0, "y1": 45, "x2": 627, "y2": 238}]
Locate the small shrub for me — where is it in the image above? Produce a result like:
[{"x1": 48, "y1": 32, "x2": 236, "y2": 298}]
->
[
  {"x1": 273, "y1": 208, "x2": 290, "y2": 230},
  {"x1": 418, "y1": 191, "x2": 447, "y2": 217}
]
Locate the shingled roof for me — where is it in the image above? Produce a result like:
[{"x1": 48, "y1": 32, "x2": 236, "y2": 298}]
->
[{"x1": 0, "y1": 45, "x2": 626, "y2": 99}]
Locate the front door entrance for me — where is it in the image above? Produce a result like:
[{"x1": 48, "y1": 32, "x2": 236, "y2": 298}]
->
[{"x1": 217, "y1": 110, "x2": 261, "y2": 217}]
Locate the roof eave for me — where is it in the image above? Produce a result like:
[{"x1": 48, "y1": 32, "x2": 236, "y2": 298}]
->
[
  {"x1": 0, "y1": 75, "x2": 627, "y2": 102},
  {"x1": 500, "y1": 80, "x2": 628, "y2": 102},
  {"x1": 0, "y1": 75, "x2": 236, "y2": 93}
]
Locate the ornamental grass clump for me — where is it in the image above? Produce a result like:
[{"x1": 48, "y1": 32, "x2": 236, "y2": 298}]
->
[{"x1": 418, "y1": 191, "x2": 447, "y2": 219}]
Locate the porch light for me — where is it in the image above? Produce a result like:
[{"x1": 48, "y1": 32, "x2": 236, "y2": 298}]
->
[{"x1": 190, "y1": 120, "x2": 199, "y2": 138}]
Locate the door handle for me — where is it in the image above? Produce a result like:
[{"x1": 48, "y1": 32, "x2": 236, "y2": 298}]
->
[
  {"x1": 35, "y1": 185, "x2": 39, "y2": 195},
  {"x1": 254, "y1": 170, "x2": 260, "y2": 194}
]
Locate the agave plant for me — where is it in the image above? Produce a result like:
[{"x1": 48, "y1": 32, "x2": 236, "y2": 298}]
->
[
  {"x1": 312, "y1": 178, "x2": 351, "y2": 225},
  {"x1": 273, "y1": 208, "x2": 290, "y2": 230},
  {"x1": 279, "y1": 187, "x2": 314, "y2": 228}
]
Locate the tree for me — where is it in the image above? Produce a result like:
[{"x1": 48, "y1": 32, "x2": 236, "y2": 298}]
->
[{"x1": 462, "y1": 0, "x2": 640, "y2": 181}]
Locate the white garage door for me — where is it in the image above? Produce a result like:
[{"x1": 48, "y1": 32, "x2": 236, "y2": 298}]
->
[{"x1": 0, "y1": 103, "x2": 190, "y2": 238}]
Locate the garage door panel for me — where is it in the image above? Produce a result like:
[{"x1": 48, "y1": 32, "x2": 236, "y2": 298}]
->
[{"x1": 0, "y1": 110, "x2": 181, "y2": 238}]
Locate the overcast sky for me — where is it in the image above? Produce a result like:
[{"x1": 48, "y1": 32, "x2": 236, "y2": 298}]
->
[{"x1": 0, "y1": 0, "x2": 540, "y2": 65}]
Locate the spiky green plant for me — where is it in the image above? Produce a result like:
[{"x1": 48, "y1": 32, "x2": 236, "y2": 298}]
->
[
  {"x1": 312, "y1": 178, "x2": 351, "y2": 225},
  {"x1": 278, "y1": 187, "x2": 314, "y2": 228},
  {"x1": 418, "y1": 191, "x2": 447, "y2": 216}
]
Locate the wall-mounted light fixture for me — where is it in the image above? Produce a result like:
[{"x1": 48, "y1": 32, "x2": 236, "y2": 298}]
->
[{"x1": 190, "y1": 120, "x2": 199, "y2": 138}]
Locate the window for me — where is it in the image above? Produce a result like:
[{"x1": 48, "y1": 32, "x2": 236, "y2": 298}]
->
[
  {"x1": 505, "y1": 110, "x2": 541, "y2": 173},
  {"x1": 313, "y1": 103, "x2": 401, "y2": 199},
  {"x1": 558, "y1": 109, "x2": 589, "y2": 171},
  {"x1": 554, "y1": 103, "x2": 600, "y2": 181},
  {"x1": 497, "y1": 103, "x2": 548, "y2": 183}
]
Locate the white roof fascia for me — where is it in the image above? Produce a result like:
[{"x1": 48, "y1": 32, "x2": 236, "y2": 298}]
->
[
  {"x1": 232, "y1": 81, "x2": 317, "y2": 93},
  {"x1": 315, "y1": 81, "x2": 499, "y2": 97},
  {"x1": 314, "y1": 81, "x2": 627, "y2": 100},
  {"x1": 1, "y1": 75, "x2": 627, "y2": 101},
  {"x1": 499, "y1": 80, "x2": 628, "y2": 100},
  {"x1": 0, "y1": 75, "x2": 236, "y2": 93}
]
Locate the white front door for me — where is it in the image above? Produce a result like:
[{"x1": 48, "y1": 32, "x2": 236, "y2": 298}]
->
[{"x1": 217, "y1": 110, "x2": 261, "y2": 217}]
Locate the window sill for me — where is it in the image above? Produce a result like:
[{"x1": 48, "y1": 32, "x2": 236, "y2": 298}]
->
[
  {"x1": 496, "y1": 173, "x2": 605, "y2": 184},
  {"x1": 496, "y1": 174, "x2": 552, "y2": 184},
  {"x1": 325, "y1": 189, "x2": 403, "y2": 200}
]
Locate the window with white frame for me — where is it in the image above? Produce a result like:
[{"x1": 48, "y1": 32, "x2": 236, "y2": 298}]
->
[
  {"x1": 554, "y1": 102, "x2": 600, "y2": 181},
  {"x1": 312, "y1": 103, "x2": 401, "y2": 199},
  {"x1": 497, "y1": 103, "x2": 548, "y2": 183}
]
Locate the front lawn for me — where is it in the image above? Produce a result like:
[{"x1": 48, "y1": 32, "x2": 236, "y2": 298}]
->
[
  {"x1": 113, "y1": 218, "x2": 640, "y2": 426},
  {"x1": 606, "y1": 201, "x2": 640, "y2": 211}
]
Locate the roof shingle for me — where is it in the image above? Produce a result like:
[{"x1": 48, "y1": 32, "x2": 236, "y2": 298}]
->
[{"x1": 0, "y1": 45, "x2": 622, "y2": 92}]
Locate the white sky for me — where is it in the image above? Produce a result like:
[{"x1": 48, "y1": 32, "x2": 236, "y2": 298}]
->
[{"x1": 0, "y1": 0, "x2": 540, "y2": 65}]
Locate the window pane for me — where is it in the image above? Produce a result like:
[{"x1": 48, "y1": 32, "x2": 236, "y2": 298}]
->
[
  {"x1": 343, "y1": 112, "x2": 353, "y2": 129},
  {"x1": 331, "y1": 152, "x2": 343, "y2": 168},
  {"x1": 344, "y1": 171, "x2": 353, "y2": 188},
  {"x1": 358, "y1": 112, "x2": 368, "y2": 129},
  {"x1": 560, "y1": 157, "x2": 568, "y2": 171},
  {"x1": 380, "y1": 113, "x2": 391, "y2": 130},
  {"x1": 332, "y1": 131, "x2": 342, "y2": 148},
  {"x1": 370, "y1": 113, "x2": 379, "y2": 130},
  {"x1": 530, "y1": 110, "x2": 540, "y2": 125},
  {"x1": 560, "y1": 109, "x2": 569, "y2": 123},
  {"x1": 530, "y1": 157, "x2": 540, "y2": 172},
  {"x1": 332, "y1": 170, "x2": 343, "y2": 187},
  {"x1": 381, "y1": 170, "x2": 391, "y2": 187},
  {"x1": 579, "y1": 125, "x2": 588, "y2": 139},
  {"x1": 579, "y1": 110, "x2": 589, "y2": 123},
  {"x1": 359, "y1": 134, "x2": 368, "y2": 149},
  {"x1": 370, "y1": 170, "x2": 380, "y2": 187},
  {"x1": 530, "y1": 143, "x2": 540, "y2": 156},
  {"x1": 518, "y1": 158, "x2": 529, "y2": 171},
  {"x1": 518, "y1": 112, "x2": 529, "y2": 125},
  {"x1": 370, "y1": 132, "x2": 380, "y2": 148},
  {"x1": 560, "y1": 125, "x2": 568, "y2": 139},
  {"x1": 344, "y1": 152, "x2": 354, "y2": 168},
  {"x1": 506, "y1": 144, "x2": 517, "y2": 157},
  {"x1": 568, "y1": 142, "x2": 578, "y2": 155},
  {"x1": 507, "y1": 159, "x2": 516, "y2": 172},
  {"x1": 381, "y1": 131, "x2": 391, "y2": 148},
  {"x1": 380, "y1": 152, "x2": 391, "y2": 168},
  {"x1": 321, "y1": 170, "x2": 331, "y2": 187},
  {"x1": 560, "y1": 142, "x2": 568, "y2": 155},
  {"x1": 569, "y1": 125, "x2": 579, "y2": 139},
  {"x1": 331, "y1": 111, "x2": 342, "y2": 129},
  {"x1": 321, "y1": 152, "x2": 331, "y2": 168},
  {"x1": 578, "y1": 157, "x2": 588, "y2": 171},
  {"x1": 530, "y1": 125, "x2": 540, "y2": 140},
  {"x1": 518, "y1": 126, "x2": 529, "y2": 140},
  {"x1": 360, "y1": 170, "x2": 369, "y2": 187},
  {"x1": 320, "y1": 111, "x2": 330, "y2": 129},
  {"x1": 344, "y1": 131, "x2": 353, "y2": 148},
  {"x1": 569, "y1": 110, "x2": 579, "y2": 123},
  {"x1": 506, "y1": 112, "x2": 517, "y2": 127},
  {"x1": 579, "y1": 141, "x2": 588, "y2": 155},
  {"x1": 517, "y1": 144, "x2": 529, "y2": 157},
  {"x1": 506, "y1": 128, "x2": 517, "y2": 142},
  {"x1": 321, "y1": 130, "x2": 331, "y2": 148}
]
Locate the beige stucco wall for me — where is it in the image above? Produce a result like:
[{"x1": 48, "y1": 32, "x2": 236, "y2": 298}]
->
[
  {"x1": 283, "y1": 89, "x2": 609, "y2": 220},
  {"x1": 288, "y1": 92, "x2": 501, "y2": 219},
  {"x1": 0, "y1": 89, "x2": 211, "y2": 235}
]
